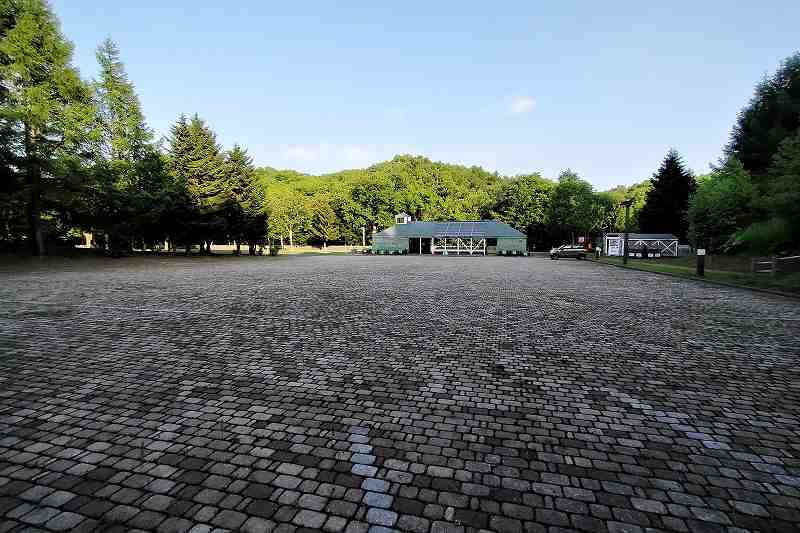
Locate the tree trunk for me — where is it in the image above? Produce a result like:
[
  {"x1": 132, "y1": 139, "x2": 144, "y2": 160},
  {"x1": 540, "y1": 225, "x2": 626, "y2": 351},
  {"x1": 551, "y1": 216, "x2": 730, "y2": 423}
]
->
[
  {"x1": 24, "y1": 124, "x2": 45, "y2": 256},
  {"x1": 289, "y1": 228, "x2": 293, "y2": 247}
]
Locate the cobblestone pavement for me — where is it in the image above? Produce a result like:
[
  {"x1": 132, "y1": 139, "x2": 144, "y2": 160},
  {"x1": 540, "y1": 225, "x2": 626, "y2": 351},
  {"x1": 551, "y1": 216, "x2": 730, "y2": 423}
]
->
[{"x1": 1, "y1": 255, "x2": 799, "y2": 533}]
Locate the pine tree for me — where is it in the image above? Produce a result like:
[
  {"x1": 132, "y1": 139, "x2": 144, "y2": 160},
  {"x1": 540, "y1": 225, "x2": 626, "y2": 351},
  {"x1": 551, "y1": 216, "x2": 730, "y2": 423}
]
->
[
  {"x1": 0, "y1": 0, "x2": 95, "y2": 255},
  {"x1": 638, "y1": 149, "x2": 696, "y2": 241},
  {"x1": 94, "y1": 38, "x2": 152, "y2": 167},
  {"x1": 220, "y1": 145, "x2": 254, "y2": 207},
  {"x1": 186, "y1": 114, "x2": 225, "y2": 209},
  {"x1": 727, "y1": 53, "x2": 800, "y2": 178},
  {"x1": 166, "y1": 114, "x2": 225, "y2": 252},
  {"x1": 219, "y1": 144, "x2": 260, "y2": 254},
  {"x1": 0, "y1": 7, "x2": 24, "y2": 244},
  {"x1": 90, "y1": 38, "x2": 161, "y2": 252},
  {"x1": 167, "y1": 114, "x2": 191, "y2": 169},
  {"x1": 761, "y1": 131, "x2": 800, "y2": 237}
]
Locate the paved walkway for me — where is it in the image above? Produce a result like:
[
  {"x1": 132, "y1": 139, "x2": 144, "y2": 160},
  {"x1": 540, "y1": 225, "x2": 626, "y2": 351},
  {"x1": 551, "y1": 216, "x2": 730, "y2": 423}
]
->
[{"x1": 1, "y1": 255, "x2": 799, "y2": 533}]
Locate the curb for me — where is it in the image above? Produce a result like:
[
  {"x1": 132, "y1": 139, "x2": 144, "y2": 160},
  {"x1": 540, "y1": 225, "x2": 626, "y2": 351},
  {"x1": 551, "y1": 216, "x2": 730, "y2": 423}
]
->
[{"x1": 591, "y1": 260, "x2": 800, "y2": 301}]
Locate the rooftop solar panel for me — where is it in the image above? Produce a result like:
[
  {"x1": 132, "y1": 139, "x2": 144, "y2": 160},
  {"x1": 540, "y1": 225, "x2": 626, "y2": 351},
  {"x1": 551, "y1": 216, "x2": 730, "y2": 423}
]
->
[{"x1": 377, "y1": 219, "x2": 526, "y2": 239}]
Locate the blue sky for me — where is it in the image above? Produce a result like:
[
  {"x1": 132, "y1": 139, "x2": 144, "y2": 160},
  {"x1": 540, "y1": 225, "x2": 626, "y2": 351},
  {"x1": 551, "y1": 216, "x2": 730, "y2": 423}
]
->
[{"x1": 52, "y1": 1, "x2": 798, "y2": 189}]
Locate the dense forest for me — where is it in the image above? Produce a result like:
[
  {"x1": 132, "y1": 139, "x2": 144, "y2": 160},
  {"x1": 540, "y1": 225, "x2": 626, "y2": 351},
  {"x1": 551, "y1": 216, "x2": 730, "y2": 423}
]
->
[
  {"x1": 1, "y1": 1, "x2": 798, "y2": 256},
  {"x1": 256, "y1": 160, "x2": 650, "y2": 250}
]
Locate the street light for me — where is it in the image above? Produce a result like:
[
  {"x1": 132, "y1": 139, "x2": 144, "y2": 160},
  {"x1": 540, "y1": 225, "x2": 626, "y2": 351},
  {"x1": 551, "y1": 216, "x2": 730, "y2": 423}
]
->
[{"x1": 621, "y1": 198, "x2": 634, "y2": 265}]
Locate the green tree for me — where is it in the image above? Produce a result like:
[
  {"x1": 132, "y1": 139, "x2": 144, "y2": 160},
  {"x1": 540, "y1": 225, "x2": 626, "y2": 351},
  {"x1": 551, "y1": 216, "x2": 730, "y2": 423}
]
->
[
  {"x1": 327, "y1": 180, "x2": 366, "y2": 245},
  {"x1": 491, "y1": 173, "x2": 553, "y2": 248},
  {"x1": 727, "y1": 52, "x2": 800, "y2": 178},
  {"x1": 167, "y1": 114, "x2": 226, "y2": 253},
  {"x1": 350, "y1": 170, "x2": 397, "y2": 232},
  {"x1": 87, "y1": 38, "x2": 170, "y2": 254},
  {"x1": 94, "y1": 38, "x2": 151, "y2": 165},
  {"x1": 687, "y1": 156, "x2": 753, "y2": 251},
  {"x1": 263, "y1": 182, "x2": 308, "y2": 246},
  {"x1": 731, "y1": 130, "x2": 800, "y2": 253},
  {"x1": 762, "y1": 130, "x2": 800, "y2": 232},
  {"x1": 308, "y1": 194, "x2": 339, "y2": 247},
  {"x1": 589, "y1": 191, "x2": 617, "y2": 237},
  {"x1": 548, "y1": 169, "x2": 596, "y2": 245},
  {"x1": 0, "y1": 8, "x2": 24, "y2": 247},
  {"x1": 604, "y1": 180, "x2": 650, "y2": 232},
  {"x1": 638, "y1": 149, "x2": 696, "y2": 241},
  {"x1": 0, "y1": 0, "x2": 95, "y2": 255},
  {"x1": 219, "y1": 144, "x2": 266, "y2": 254}
]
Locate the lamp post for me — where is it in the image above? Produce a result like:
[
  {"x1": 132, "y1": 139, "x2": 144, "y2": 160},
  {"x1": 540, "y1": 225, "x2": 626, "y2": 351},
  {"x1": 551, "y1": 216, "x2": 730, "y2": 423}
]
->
[{"x1": 621, "y1": 198, "x2": 634, "y2": 265}]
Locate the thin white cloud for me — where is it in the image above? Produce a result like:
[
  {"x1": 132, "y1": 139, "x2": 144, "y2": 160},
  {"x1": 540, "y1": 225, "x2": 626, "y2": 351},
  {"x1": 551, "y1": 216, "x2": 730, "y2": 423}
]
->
[
  {"x1": 342, "y1": 146, "x2": 371, "y2": 164},
  {"x1": 507, "y1": 95, "x2": 536, "y2": 114},
  {"x1": 284, "y1": 145, "x2": 321, "y2": 162}
]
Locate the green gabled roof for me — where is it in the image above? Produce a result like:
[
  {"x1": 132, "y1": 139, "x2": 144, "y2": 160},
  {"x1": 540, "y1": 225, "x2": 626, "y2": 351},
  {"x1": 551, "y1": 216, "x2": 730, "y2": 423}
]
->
[{"x1": 375, "y1": 220, "x2": 525, "y2": 239}]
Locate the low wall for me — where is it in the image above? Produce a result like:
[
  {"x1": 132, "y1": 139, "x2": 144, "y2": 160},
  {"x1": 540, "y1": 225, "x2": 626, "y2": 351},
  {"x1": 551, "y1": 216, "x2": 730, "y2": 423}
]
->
[{"x1": 496, "y1": 237, "x2": 527, "y2": 253}]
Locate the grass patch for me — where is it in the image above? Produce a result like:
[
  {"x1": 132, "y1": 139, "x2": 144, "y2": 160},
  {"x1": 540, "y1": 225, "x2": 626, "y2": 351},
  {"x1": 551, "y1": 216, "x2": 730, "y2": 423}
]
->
[{"x1": 595, "y1": 256, "x2": 800, "y2": 295}]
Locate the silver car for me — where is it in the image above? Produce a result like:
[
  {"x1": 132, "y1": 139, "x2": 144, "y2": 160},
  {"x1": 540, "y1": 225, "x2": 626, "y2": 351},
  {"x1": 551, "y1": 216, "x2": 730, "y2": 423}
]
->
[{"x1": 550, "y1": 244, "x2": 587, "y2": 260}]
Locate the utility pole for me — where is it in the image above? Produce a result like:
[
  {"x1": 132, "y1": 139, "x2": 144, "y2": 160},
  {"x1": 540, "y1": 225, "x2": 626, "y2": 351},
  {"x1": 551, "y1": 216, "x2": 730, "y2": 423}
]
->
[{"x1": 621, "y1": 198, "x2": 634, "y2": 265}]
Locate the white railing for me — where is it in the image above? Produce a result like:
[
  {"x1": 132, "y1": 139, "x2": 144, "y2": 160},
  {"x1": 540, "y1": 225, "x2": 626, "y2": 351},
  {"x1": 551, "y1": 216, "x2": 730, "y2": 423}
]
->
[
  {"x1": 752, "y1": 255, "x2": 800, "y2": 274},
  {"x1": 431, "y1": 238, "x2": 486, "y2": 256}
]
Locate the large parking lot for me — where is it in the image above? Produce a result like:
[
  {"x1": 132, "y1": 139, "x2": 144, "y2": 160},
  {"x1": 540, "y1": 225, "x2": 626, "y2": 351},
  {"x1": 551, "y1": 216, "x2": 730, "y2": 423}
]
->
[{"x1": 1, "y1": 255, "x2": 799, "y2": 533}]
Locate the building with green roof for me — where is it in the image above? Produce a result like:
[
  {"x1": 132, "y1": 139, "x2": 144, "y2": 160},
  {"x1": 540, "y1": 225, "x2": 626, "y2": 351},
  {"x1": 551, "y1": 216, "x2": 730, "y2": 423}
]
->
[{"x1": 372, "y1": 214, "x2": 527, "y2": 256}]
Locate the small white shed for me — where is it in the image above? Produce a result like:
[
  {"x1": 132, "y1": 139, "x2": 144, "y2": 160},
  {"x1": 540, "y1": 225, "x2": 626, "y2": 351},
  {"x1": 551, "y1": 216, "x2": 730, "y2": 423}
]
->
[{"x1": 603, "y1": 233, "x2": 678, "y2": 257}]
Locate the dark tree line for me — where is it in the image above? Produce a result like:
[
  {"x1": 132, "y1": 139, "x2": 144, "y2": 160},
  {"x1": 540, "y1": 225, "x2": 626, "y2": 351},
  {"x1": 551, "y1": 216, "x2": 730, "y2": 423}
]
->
[
  {"x1": 0, "y1": 1, "x2": 265, "y2": 255},
  {"x1": 686, "y1": 52, "x2": 800, "y2": 254}
]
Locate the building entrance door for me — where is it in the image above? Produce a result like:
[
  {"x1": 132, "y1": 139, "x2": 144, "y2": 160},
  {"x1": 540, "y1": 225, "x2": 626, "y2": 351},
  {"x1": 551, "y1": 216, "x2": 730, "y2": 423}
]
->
[{"x1": 409, "y1": 238, "x2": 433, "y2": 254}]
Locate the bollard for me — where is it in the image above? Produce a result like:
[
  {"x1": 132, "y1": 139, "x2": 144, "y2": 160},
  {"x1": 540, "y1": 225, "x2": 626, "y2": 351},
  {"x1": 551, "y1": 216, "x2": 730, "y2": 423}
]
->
[{"x1": 696, "y1": 248, "x2": 706, "y2": 277}]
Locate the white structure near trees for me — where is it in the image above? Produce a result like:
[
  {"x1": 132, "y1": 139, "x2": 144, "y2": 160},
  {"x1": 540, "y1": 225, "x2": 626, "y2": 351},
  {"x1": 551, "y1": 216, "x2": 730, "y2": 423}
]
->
[{"x1": 603, "y1": 233, "x2": 678, "y2": 257}]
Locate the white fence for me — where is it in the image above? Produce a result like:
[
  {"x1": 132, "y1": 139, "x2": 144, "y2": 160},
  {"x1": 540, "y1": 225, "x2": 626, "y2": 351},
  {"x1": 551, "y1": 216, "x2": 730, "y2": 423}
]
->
[{"x1": 751, "y1": 255, "x2": 800, "y2": 274}]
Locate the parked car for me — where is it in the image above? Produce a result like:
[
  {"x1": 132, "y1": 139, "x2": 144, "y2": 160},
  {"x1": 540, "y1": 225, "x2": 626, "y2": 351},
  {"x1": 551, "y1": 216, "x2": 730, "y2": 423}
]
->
[{"x1": 550, "y1": 244, "x2": 587, "y2": 260}]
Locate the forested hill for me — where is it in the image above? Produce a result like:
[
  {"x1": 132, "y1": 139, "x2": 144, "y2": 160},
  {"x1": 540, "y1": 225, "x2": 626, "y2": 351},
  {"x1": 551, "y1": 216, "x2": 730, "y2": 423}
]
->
[
  {"x1": 253, "y1": 154, "x2": 649, "y2": 248},
  {"x1": 256, "y1": 155, "x2": 505, "y2": 222}
]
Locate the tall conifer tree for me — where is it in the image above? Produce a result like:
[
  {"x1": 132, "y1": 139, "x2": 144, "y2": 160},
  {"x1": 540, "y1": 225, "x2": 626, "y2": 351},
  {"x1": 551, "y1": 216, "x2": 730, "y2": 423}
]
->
[
  {"x1": 94, "y1": 38, "x2": 152, "y2": 166},
  {"x1": 167, "y1": 114, "x2": 225, "y2": 252},
  {"x1": 219, "y1": 144, "x2": 258, "y2": 254},
  {"x1": 90, "y1": 38, "x2": 161, "y2": 252},
  {"x1": 0, "y1": 0, "x2": 94, "y2": 255},
  {"x1": 638, "y1": 149, "x2": 696, "y2": 241},
  {"x1": 727, "y1": 53, "x2": 800, "y2": 178}
]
